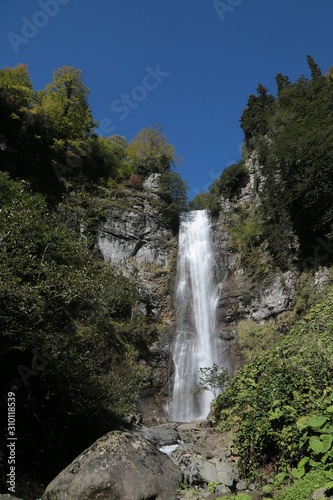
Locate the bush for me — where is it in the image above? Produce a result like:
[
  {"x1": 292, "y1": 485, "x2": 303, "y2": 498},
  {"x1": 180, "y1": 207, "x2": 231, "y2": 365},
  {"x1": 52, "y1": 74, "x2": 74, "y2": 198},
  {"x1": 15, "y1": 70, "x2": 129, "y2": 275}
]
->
[
  {"x1": 188, "y1": 192, "x2": 220, "y2": 216},
  {"x1": 124, "y1": 174, "x2": 143, "y2": 190},
  {"x1": 215, "y1": 288, "x2": 333, "y2": 480},
  {"x1": 216, "y1": 161, "x2": 249, "y2": 199},
  {"x1": 238, "y1": 320, "x2": 276, "y2": 363}
]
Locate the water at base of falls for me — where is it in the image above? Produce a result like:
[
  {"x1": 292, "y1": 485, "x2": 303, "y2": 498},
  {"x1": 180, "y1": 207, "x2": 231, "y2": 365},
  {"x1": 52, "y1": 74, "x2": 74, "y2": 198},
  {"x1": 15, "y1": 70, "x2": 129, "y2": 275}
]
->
[{"x1": 167, "y1": 210, "x2": 230, "y2": 423}]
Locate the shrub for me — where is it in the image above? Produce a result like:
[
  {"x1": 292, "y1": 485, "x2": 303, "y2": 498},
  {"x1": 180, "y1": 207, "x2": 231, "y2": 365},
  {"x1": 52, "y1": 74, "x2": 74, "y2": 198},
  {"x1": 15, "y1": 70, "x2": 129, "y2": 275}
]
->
[
  {"x1": 215, "y1": 288, "x2": 333, "y2": 480},
  {"x1": 216, "y1": 161, "x2": 249, "y2": 199}
]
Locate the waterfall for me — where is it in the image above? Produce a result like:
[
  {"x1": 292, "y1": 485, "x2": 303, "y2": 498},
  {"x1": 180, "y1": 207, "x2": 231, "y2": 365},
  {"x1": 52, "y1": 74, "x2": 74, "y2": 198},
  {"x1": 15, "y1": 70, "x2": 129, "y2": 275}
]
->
[{"x1": 168, "y1": 210, "x2": 229, "y2": 422}]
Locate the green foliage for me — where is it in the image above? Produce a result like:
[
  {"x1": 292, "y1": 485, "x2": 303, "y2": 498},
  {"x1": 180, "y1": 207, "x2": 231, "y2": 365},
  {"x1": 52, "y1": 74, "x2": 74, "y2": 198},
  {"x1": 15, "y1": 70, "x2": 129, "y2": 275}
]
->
[
  {"x1": 276, "y1": 469, "x2": 332, "y2": 500},
  {"x1": 238, "y1": 320, "x2": 276, "y2": 363},
  {"x1": 81, "y1": 134, "x2": 131, "y2": 181},
  {"x1": 0, "y1": 171, "x2": 156, "y2": 488},
  {"x1": 157, "y1": 170, "x2": 188, "y2": 231},
  {"x1": 240, "y1": 83, "x2": 275, "y2": 147},
  {"x1": 0, "y1": 63, "x2": 186, "y2": 491},
  {"x1": 208, "y1": 481, "x2": 218, "y2": 493},
  {"x1": 34, "y1": 66, "x2": 94, "y2": 143},
  {"x1": 306, "y1": 54, "x2": 322, "y2": 79},
  {"x1": 258, "y1": 60, "x2": 333, "y2": 261},
  {"x1": 126, "y1": 124, "x2": 181, "y2": 178},
  {"x1": 188, "y1": 191, "x2": 220, "y2": 216},
  {"x1": 215, "y1": 161, "x2": 249, "y2": 199},
  {"x1": 196, "y1": 364, "x2": 229, "y2": 398},
  {"x1": 228, "y1": 204, "x2": 275, "y2": 280},
  {"x1": 237, "y1": 56, "x2": 333, "y2": 266},
  {"x1": 215, "y1": 287, "x2": 333, "y2": 481},
  {"x1": 0, "y1": 64, "x2": 33, "y2": 113}
]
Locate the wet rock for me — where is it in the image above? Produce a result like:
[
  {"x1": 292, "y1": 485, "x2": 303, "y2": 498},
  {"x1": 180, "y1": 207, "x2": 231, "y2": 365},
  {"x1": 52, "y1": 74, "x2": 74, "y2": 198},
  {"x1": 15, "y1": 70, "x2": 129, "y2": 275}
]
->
[{"x1": 132, "y1": 422, "x2": 180, "y2": 447}]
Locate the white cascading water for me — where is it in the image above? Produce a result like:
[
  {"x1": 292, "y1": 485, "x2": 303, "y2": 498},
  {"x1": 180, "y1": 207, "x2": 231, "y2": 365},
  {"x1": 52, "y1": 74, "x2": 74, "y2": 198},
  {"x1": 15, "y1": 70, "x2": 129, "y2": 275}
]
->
[{"x1": 168, "y1": 210, "x2": 229, "y2": 422}]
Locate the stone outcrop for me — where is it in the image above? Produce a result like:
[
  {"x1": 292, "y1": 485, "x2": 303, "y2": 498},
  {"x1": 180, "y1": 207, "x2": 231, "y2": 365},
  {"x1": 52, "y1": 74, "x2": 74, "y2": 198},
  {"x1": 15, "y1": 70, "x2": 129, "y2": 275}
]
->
[
  {"x1": 98, "y1": 201, "x2": 171, "y2": 267},
  {"x1": 97, "y1": 175, "x2": 174, "y2": 268},
  {"x1": 173, "y1": 422, "x2": 238, "y2": 489},
  {"x1": 41, "y1": 430, "x2": 182, "y2": 500},
  {"x1": 97, "y1": 176, "x2": 177, "y2": 322},
  {"x1": 212, "y1": 151, "x2": 299, "y2": 371},
  {"x1": 133, "y1": 422, "x2": 180, "y2": 447}
]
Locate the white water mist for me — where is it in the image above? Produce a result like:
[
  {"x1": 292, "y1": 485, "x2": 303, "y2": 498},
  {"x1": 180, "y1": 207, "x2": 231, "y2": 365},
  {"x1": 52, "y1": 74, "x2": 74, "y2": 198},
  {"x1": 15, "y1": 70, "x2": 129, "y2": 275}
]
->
[{"x1": 168, "y1": 210, "x2": 229, "y2": 422}]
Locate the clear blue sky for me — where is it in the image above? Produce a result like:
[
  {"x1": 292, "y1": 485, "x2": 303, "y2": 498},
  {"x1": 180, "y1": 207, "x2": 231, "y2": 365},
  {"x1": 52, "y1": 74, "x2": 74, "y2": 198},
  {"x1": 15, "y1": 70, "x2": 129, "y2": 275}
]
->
[{"x1": 1, "y1": 0, "x2": 333, "y2": 198}]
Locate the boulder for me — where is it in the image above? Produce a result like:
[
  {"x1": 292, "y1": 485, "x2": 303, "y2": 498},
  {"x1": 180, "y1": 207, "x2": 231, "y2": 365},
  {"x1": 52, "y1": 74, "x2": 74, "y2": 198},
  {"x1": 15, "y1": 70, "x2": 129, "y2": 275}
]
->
[
  {"x1": 42, "y1": 430, "x2": 181, "y2": 500},
  {"x1": 133, "y1": 423, "x2": 180, "y2": 447},
  {"x1": 172, "y1": 425, "x2": 238, "y2": 488}
]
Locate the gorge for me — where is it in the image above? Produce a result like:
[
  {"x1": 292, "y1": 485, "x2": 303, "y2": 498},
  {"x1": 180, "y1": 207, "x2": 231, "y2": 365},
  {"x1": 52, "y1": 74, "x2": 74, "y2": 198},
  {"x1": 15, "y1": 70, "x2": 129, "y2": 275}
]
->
[{"x1": 2, "y1": 59, "x2": 333, "y2": 500}]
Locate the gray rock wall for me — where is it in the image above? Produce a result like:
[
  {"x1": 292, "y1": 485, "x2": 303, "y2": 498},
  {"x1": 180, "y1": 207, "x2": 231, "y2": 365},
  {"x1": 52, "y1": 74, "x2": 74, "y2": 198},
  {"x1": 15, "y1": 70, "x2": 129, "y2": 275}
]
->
[{"x1": 213, "y1": 151, "x2": 299, "y2": 371}]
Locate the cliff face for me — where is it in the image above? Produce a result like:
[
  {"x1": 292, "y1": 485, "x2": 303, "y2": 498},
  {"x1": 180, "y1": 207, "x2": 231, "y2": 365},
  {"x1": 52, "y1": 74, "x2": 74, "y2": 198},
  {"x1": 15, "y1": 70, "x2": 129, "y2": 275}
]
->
[
  {"x1": 212, "y1": 151, "x2": 299, "y2": 371},
  {"x1": 97, "y1": 174, "x2": 177, "y2": 319},
  {"x1": 96, "y1": 163, "x2": 301, "y2": 416},
  {"x1": 96, "y1": 175, "x2": 178, "y2": 421}
]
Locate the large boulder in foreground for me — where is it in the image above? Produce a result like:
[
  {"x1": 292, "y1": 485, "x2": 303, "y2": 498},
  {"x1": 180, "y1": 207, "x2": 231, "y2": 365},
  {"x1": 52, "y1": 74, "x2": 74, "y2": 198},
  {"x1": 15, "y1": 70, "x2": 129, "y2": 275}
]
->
[{"x1": 42, "y1": 430, "x2": 181, "y2": 500}]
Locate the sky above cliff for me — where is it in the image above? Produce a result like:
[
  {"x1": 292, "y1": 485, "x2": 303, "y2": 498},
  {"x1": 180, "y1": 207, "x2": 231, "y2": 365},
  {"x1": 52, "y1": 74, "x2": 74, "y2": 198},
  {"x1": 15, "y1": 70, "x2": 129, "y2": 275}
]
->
[{"x1": 1, "y1": 0, "x2": 333, "y2": 198}]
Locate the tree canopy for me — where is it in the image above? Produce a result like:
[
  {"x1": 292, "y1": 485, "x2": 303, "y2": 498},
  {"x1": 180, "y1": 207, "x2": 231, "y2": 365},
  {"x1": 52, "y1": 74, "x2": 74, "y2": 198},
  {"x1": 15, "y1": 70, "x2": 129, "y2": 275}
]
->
[{"x1": 126, "y1": 124, "x2": 181, "y2": 178}]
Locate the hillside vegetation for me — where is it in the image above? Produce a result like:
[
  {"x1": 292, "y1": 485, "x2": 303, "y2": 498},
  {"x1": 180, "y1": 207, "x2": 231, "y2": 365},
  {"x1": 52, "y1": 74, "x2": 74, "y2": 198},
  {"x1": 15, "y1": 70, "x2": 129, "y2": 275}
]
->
[
  {"x1": 0, "y1": 64, "x2": 187, "y2": 491},
  {"x1": 198, "y1": 56, "x2": 333, "y2": 499}
]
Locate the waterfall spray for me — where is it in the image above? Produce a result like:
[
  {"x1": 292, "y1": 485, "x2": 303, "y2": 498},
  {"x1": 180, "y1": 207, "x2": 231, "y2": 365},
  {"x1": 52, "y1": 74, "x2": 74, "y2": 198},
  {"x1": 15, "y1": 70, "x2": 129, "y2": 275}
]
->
[{"x1": 168, "y1": 210, "x2": 229, "y2": 422}]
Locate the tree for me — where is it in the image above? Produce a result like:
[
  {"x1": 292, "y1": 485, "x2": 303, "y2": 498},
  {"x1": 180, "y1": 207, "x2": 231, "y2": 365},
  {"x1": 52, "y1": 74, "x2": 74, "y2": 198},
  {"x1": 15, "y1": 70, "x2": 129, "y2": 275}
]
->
[
  {"x1": 188, "y1": 192, "x2": 220, "y2": 215},
  {"x1": 275, "y1": 73, "x2": 291, "y2": 95},
  {"x1": 81, "y1": 134, "x2": 130, "y2": 181},
  {"x1": 196, "y1": 364, "x2": 229, "y2": 398},
  {"x1": 126, "y1": 124, "x2": 181, "y2": 178},
  {"x1": 215, "y1": 161, "x2": 249, "y2": 199},
  {"x1": 158, "y1": 171, "x2": 188, "y2": 231},
  {"x1": 34, "y1": 66, "x2": 94, "y2": 144},
  {"x1": 240, "y1": 84, "x2": 275, "y2": 147},
  {"x1": 306, "y1": 54, "x2": 322, "y2": 79},
  {"x1": 0, "y1": 64, "x2": 33, "y2": 116}
]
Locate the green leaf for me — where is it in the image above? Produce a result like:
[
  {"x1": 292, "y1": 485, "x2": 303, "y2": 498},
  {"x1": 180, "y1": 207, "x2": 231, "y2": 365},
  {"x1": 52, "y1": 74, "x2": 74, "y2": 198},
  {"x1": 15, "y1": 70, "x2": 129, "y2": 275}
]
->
[
  {"x1": 274, "y1": 472, "x2": 287, "y2": 484},
  {"x1": 321, "y1": 452, "x2": 332, "y2": 464},
  {"x1": 309, "y1": 434, "x2": 333, "y2": 453},
  {"x1": 292, "y1": 466, "x2": 305, "y2": 478},
  {"x1": 296, "y1": 416, "x2": 310, "y2": 431},
  {"x1": 306, "y1": 416, "x2": 327, "y2": 429},
  {"x1": 298, "y1": 456, "x2": 310, "y2": 467},
  {"x1": 269, "y1": 408, "x2": 284, "y2": 420}
]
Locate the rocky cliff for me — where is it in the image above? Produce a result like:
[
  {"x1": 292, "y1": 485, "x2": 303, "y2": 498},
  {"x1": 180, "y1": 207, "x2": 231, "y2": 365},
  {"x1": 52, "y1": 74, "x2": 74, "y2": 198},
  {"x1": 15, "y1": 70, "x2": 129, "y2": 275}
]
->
[
  {"x1": 96, "y1": 174, "x2": 178, "y2": 421},
  {"x1": 97, "y1": 174, "x2": 176, "y2": 319},
  {"x1": 96, "y1": 162, "x2": 302, "y2": 416},
  {"x1": 213, "y1": 151, "x2": 299, "y2": 371}
]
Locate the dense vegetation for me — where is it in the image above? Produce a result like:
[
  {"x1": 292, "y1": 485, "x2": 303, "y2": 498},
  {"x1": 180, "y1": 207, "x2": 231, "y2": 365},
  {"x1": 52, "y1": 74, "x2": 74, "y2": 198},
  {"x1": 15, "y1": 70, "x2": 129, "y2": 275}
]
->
[
  {"x1": 194, "y1": 55, "x2": 333, "y2": 274},
  {"x1": 207, "y1": 56, "x2": 333, "y2": 499},
  {"x1": 0, "y1": 64, "x2": 186, "y2": 492},
  {"x1": 215, "y1": 275, "x2": 333, "y2": 498}
]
